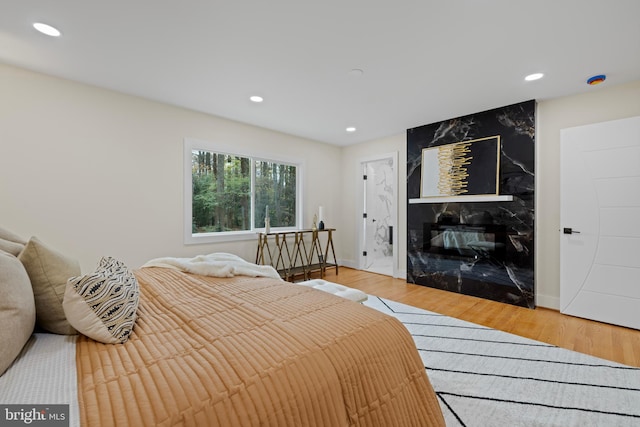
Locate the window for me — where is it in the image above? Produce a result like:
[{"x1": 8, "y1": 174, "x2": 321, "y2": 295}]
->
[{"x1": 184, "y1": 139, "x2": 302, "y2": 244}]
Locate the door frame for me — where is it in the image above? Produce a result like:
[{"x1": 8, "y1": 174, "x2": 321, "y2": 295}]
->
[{"x1": 356, "y1": 151, "x2": 399, "y2": 278}]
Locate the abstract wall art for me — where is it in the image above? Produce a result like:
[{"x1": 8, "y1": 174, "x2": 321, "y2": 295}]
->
[{"x1": 420, "y1": 135, "x2": 500, "y2": 198}]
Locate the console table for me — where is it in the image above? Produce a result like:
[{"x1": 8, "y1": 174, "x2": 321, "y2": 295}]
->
[{"x1": 255, "y1": 229, "x2": 338, "y2": 281}]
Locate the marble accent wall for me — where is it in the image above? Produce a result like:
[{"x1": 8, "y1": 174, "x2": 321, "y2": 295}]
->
[{"x1": 407, "y1": 100, "x2": 535, "y2": 308}]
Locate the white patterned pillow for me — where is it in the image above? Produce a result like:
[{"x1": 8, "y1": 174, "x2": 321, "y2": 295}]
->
[{"x1": 63, "y1": 257, "x2": 139, "y2": 344}]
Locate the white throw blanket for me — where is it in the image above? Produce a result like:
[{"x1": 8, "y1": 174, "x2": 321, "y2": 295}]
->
[{"x1": 141, "y1": 252, "x2": 282, "y2": 280}]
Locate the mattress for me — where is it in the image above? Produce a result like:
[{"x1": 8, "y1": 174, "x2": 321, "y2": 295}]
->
[
  {"x1": 0, "y1": 333, "x2": 80, "y2": 427},
  {"x1": 76, "y1": 268, "x2": 444, "y2": 426}
]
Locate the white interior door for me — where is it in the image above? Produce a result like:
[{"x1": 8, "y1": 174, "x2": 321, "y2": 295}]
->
[
  {"x1": 360, "y1": 155, "x2": 397, "y2": 277},
  {"x1": 560, "y1": 116, "x2": 640, "y2": 330}
]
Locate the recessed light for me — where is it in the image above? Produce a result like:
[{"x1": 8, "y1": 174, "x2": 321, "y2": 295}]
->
[
  {"x1": 249, "y1": 95, "x2": 263, "y2": 103},
  {"x1": 524, "y1": 73, "x2": 544, "y2": 81},
  {"x1": 33, "y1": 22, "x2": 61, "y2": 37},
  {"x1": 346, "y1": 127, "x2": 357, "y2": 133},
  {"x1": 348, "y1": 68, "x2": 364, "y2": 77}
]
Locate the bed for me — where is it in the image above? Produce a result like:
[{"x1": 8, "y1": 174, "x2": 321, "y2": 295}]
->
[{"x1": 0, "y1": 238, "x2": 445, "y2": 426}]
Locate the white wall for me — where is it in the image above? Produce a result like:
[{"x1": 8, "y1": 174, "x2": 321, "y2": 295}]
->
[
  {"x1": 339, "y1": 134, "x2": 407, "y2": 275},
  {"x1": 340, "y1": 80, "x2": 640, "y2": 308},
  {"x1": 0, "y1": 64, "x2": 342, "y2": 272}
]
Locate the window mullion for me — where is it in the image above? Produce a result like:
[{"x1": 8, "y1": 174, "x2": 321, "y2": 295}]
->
[{"x1": 251, "y1": 158, "x2": 256, "y2": 231}]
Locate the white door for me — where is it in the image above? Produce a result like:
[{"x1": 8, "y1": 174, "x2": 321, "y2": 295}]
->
[
  {"x1": 360, "y1": 154, "x2": 397, "y2": 276},
  {"x1": 560, "y1": 116, "x2": 640, "y2": 330}
]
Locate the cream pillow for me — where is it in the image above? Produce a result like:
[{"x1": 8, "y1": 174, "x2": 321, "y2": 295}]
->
[
  {"x1": 0, "y1": 227, "x2": 26, "y2": 257},
  {"x1": 63, "y1": 257, "x2": 139, "y2": 344},
  {"x1": 0, "y1": 251, "x2": 36, "y2": 376},
  {"x1": 18, "y1": 237, "x2": 80, "y2": 335},
  {"x1": 0, "y1": 227, "x2": 27, "y2": 245},
  {"x1": 0, "y1": 238, "x2": 24, "y2": 256}
]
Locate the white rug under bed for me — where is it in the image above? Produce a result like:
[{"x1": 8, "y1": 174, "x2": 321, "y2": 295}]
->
[{"x1": 364, "y1": 296, "x2": 640, "y2": 427}]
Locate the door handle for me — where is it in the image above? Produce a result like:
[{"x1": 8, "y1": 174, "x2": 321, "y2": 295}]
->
[{"x1": 563, "y1": 227, "x2": 581, "y2": 235}]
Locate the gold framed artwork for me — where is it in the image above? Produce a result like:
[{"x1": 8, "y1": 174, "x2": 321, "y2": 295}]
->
[{"x1": 420, "y1": 135, "x2": 501, "y2": 198}]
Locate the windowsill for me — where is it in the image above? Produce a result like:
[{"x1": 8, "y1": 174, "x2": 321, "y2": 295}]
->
[
  {"x1": 185, "y1": 227, "x2": 302, "y2": 245},
  {"x1": 184, "y1": 231, "x2": 258, "y2": 245},
  {"x1": 409, "y1": 195, "x2": 514, "y2": 204}
]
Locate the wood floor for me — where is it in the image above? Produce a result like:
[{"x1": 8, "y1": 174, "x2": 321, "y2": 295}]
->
[{"x1": 313, "y1": 267, "x2": 640, "y2": 368}]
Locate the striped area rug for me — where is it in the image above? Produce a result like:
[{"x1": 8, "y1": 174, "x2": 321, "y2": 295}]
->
[{"x1": 363, "y1": 296, "x2": 640, "y2": 427}]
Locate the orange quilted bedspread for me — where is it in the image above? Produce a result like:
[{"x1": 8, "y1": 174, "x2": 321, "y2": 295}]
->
[{"x1": 76, "y1": 268, "x2": 445, "y2": 426}]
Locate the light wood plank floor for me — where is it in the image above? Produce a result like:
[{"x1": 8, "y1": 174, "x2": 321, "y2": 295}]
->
[{"x1": 312, "y1": 267, "x2": 640, "y2": 367}]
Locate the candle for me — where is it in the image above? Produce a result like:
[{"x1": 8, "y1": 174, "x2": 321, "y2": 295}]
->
[
  {"x1": 265, "y1": 205, "x2": 269, "y2": 219},
  {"x1": 318, "y1": 206, "x2": 324, "y2": 222}
]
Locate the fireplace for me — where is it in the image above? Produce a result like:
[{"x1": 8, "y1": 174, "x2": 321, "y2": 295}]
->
[
  {"x1": 423, "y1": 222, "x2": 507, "y2": 264},
  {"x1": 406, "y1": 100, "x2": 535, "y2": 308}
]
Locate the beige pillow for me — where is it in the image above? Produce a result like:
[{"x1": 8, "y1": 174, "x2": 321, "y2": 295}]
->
[
  {"x1": 63, "y1": 257, "x2": 139, "y2": 344},
  {"x1": 0, "y1": 227, "x2": 26, "y2": 256},
  {"x1": 0, "y1": 251, "x2": 36, "y2": 376},
  {"x1": 18, "y1": 237, "x2": 80, "y2": 335}
]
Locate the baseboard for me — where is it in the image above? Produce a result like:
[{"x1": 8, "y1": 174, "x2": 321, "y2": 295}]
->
[
  {"x1": 338, "y1": 259, "x2": 407, "y2": 280},
  {"x1": 536, "y1": 293, "x2": 560, "y2": 310},
  {"x1": 338, "y1": 259, "x2": 358, "y2": 269}
]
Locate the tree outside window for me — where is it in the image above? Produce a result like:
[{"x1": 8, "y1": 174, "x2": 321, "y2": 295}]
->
[
  {"x1": 255, "y1": 160, "x2": 297, "y2": 229},
  {"x1": 191, "y1": 150, "x2": 297, "y2": 234}
]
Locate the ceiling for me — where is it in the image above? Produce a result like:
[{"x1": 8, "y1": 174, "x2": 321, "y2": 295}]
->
[{"x1": 2, "y1": 1, "x2": 639, "y2": 146}]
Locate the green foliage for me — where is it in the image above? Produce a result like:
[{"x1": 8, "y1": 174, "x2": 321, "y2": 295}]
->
[
  {"x1": 191, "y1": 151, "x2": 296, "y2": 233},
  {"x1": 255, "y1": 161, "x2": 296, "y2": 228}
]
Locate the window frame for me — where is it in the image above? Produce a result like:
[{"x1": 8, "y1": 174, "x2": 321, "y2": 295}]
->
[{"x1": 184, "y1": 138, "x2": 304, "y2": 244}]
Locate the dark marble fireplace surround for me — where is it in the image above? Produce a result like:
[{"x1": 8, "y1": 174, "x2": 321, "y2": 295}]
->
[{"x1": 407, "y1": 100, "x2": 535, "y2": 308}]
